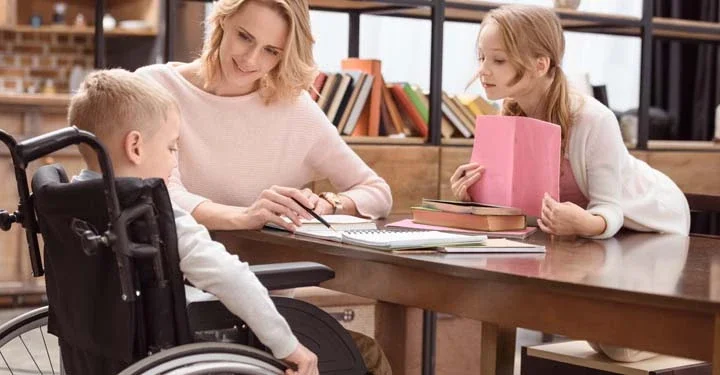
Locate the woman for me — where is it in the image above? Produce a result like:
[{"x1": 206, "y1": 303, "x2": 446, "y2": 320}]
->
[{"x1": 136, "y1": 0, "x2": 392, "y2": 233}]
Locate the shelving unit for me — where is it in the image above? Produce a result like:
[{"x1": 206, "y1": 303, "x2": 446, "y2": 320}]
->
[{"x1": 180, "y1": 0, "x2": 716, "y2": 149}]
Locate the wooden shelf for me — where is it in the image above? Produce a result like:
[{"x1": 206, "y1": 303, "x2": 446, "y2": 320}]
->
[
  {"x1": 653, "y1": 17, "x2": 720, "y2": 42},
  {"x1": 0, "y1": 93, "x2": 71, "y2": 107},
  {"x1": 342, "y1": 135, "x2": 426, "y2": 145},
  {"x1": 310, "y1": 0, "x2": 720, "y2": 43},
  {"x1": 0, "y1": 24, "x2": 158, "y2": 37},
  {"x1": 441, "y1": 138, "x2": 474, "y2": 146}
]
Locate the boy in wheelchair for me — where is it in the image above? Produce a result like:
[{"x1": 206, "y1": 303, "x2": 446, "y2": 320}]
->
[{"x1": 67, "y1": 69, "x2": 318, "y2": 374}]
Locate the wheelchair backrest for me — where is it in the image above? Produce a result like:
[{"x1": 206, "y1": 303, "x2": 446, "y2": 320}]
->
[{"x1": 31, "y1": 163, "x2": 192, "y2": 373}]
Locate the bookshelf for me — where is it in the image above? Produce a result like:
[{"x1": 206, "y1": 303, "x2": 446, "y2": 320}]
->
[{"x1": 179, "y1": 0, "x2": 715, "y2": 150}]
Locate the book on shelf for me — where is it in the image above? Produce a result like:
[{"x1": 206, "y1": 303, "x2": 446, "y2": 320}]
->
[
  {"x1": 411, "y1": 206, "x2": 527, "y2": 232},
  {"x1": 337, "y1": 71, "x2": 372, "y2": 134},
  {"x1": 385, "y1": 218, "x2": 538, "y2": 239},
  {"x1": 326, "y1": 73, "x2": 353, "y2": 123},
  {"x1": 468, "y1": 116, "x2": 561, "y2": 218},
  {"x1": 317, "y1": 73, "x2": 340, "y2": 113},
  {"x1": 341, "y1": 58, "x2": 383, "y2": 136},
  {"x1": 310, "y1": 72, "x2": 327, "y2": 101},
  {"x1": 389, "y1": 83, "x2": 428, "y2": 137}
]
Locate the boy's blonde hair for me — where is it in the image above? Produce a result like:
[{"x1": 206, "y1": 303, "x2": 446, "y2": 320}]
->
[
  {"x1": 68, "y1": 69, "x2": 178, "y2": 160},
  {"x1": 200, "y1": 0, "x2": 316, "y2": 104},
  {"x1": 480, "y1": 5, "x2": 574, "y2": 155}
]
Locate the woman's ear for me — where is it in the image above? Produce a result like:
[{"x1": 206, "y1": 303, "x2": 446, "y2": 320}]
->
[
  {"x1": 535, "y1": 56, "x2": 551, "y2": 78},
  {"x1": 123, "y1": 130, "x2": 143, "y2": 165}
]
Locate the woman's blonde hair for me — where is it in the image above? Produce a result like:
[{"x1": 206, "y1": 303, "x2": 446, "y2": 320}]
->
[
  {"x1": 480, "y1": 5, "x2": 574, "y2": 155},
  {"x1": 200, "y1": 0, "x2": 316, "y2": 103}
]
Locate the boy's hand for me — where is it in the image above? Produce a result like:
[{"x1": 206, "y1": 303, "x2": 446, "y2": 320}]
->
[
  {"x1": 450, "y1": 163, "x2": 484, "y2": 201},
  {"x1": 283, "y1": 343, "x2": 318, "y2": 375}
]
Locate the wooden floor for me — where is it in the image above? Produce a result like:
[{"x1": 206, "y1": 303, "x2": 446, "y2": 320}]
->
[{"x1": 0, "y1": 306, "x2": 547, "y2": 375}]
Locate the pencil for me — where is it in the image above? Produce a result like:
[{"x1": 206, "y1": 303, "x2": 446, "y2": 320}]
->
[{"x1": 291, "y1": 197, "x2": 337, "y2": 232}]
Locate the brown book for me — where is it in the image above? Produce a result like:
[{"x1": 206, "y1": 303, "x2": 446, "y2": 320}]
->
[
  {"x1": 382, "y1": 84, "x2": 406, "y2": 135},
  {"x1": 411, "y1": 207, "x2": 526, "y2": 232},
  {"x1": 341, "y1": 59, "x2": 383, "y2": 136},
  {"x1": 421, "y1": 198, "x2": 523, "y2": 216},
  {"x1": 390, "y1": 83, "x2": 427, "y2": 137},
  {"x1": 336, "y1": 72, "x2": 366, "y2": 134}
]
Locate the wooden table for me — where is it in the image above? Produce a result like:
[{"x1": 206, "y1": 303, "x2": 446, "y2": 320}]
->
[{"x1": 213, "y1": 221, "x2": 720, "y2": 375}]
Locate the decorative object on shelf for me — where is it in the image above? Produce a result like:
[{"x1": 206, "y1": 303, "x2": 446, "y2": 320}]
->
[
  {"x1": 118, "y1": 19, "x2": 152, "y2": 31},
  {"x1": 52, "y1": 2, "x2": 67, "y2": 25},
  {"x1": 69, "y1": 65, "x2": 91, "y2": 93},
  {"x1": 2, "y1": 0, "x2": 18, "y2": 25},
  {"x1": 30, "y1": 13, "x2": 42, "y2": 28},
  {"x1": 552, "y1": 0, "x2": 580, "y2": 10},
  {"x1": 43, "y1": 79, "x2": 56, "y2": 94},
  {"x1": 102, "y1": 13, "x2": 117, "y2": 30},
  {"x1": 73, "y1": 12, "x2": 86, "y2": 27}
]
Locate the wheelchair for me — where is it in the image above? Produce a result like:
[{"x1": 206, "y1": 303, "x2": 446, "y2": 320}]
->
[{"x1": 0, "y1": 127, "x2": 369, "y2": 374}]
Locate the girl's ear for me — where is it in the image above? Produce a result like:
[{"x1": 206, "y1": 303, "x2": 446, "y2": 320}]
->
[
  {"x1": 535, "y1": 56, "x2": 551, "y2": 78},
  {"x1": 123, "y1": 130, "x2": 143, "y2": 165}
]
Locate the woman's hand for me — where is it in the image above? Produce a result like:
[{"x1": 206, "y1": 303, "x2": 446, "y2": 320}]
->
[
  {"x1": 240, "y1": 186, "x2": 321, "y2": 231},
  {"x1": 450, "y1": 163, "x2": 485, "y2": 201},
  {"x1": 538, "y1": 193, "x2": 606, "y2": 237}
]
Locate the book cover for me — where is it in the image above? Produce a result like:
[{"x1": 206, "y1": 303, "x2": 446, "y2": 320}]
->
[
  {"x1": 411, "y1": 207, "x2": 527, "y2": 232},
  {"x1": 468, "y1": 116, "x2": 561, "y2": 218}
]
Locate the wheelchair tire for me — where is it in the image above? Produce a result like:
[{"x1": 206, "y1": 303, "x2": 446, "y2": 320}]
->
[
  {"x1": 117, "y1": 342, "x2": 289, "y2": 375},
  {"x1": 0, "y1": 305, "x2": 61, "y2": 374}
]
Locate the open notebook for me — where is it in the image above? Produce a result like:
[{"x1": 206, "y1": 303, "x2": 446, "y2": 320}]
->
[
  {"x1": 267, "y1": 215, "x2": 488, "y2": 250},
  {"x1": 297, "y1": 229, "x2": 489, "y2": 250}
]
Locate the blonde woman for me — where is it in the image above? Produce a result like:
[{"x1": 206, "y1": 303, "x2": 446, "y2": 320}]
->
[
  {"x1": 136, "y1": 0, "x2": 392, "y2": 373},
  {"x1": 450, "y1": 5, "x2": 689, "y2": 242},
  {"x1": 136, "y1": 0, "x2": 392, "y2": 233}
]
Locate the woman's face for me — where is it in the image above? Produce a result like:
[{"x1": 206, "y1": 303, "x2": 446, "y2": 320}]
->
[
  {"x1": 476, "y1": 22, "x2": 535, "y2": 101},
  {"x1": 218, "y1": 1, "x2": 289, "y2": 95}
]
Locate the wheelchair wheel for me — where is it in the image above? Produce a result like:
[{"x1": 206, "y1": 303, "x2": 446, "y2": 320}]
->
[
  {"x1": 117, "y1": 342, "x2": 288, "y2": 375},
  {"x1": 0, "y1": 306, "x2": 61, "y2": 374}
]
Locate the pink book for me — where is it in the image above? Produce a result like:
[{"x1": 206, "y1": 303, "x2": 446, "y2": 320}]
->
[{"x1": 468, "y1": 116, "x2": 561, "y2": 218}]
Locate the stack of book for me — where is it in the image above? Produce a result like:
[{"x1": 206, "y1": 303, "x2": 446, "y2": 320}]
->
[
  {"x1": 411, "y1": 198, "x2": 527, "y2": 232},
  {"x1": 310, "y1": 58, "x2": 499, "y2": 138}
]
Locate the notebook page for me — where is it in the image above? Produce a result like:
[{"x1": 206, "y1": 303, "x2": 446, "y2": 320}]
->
[{"x1": 341, "y1": 230, "x2": 487, "y2": 250}]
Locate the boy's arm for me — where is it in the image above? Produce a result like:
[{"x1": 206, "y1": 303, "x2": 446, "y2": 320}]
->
[{"x1": 172, "y1": 206, "x2": 300, "y2": 359}]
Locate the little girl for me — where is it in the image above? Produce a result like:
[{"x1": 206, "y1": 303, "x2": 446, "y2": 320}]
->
[
  {"x1": 450, "y1": 5, "x2": 689, "y2": 241},
  {"x1": 449, "y1": 4, "x2": 690, "y2": 362}
]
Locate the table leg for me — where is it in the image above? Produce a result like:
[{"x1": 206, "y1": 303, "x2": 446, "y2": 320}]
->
[{"x1": 481, "y1": 323, "x2": 516, "y2": 375}]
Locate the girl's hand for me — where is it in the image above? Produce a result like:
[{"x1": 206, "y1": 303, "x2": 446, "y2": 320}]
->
[
  {"x1": 450, "y1": 163, "x2": 485, "y2": 201},
  {"x1": 538, "y1": 193, "x2": 605, "y2": 237}
]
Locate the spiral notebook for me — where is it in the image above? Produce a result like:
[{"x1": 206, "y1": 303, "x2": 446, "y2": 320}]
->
[{"x1": 293, "y1": 228, "x2": 488, "y2": 251}]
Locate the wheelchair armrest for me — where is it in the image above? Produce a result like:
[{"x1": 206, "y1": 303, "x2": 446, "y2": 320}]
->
[{"x1": 249, "y1": 262, "x2": 335, "y2": 290}]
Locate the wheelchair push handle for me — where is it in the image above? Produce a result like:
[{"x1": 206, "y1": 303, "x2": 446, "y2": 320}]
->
[{"x1": 16, "y1": 127, "x2": 87, "y2": 166}]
